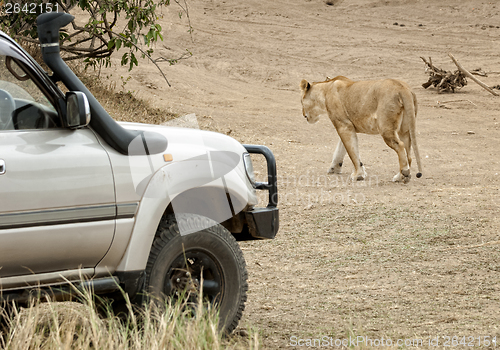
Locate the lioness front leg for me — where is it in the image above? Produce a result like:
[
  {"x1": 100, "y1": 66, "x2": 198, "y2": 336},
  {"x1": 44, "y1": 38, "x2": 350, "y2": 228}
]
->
[
  {"x1": 336, "y1": 127, "x2": 367, "y2": 181},
  {"x1": 328, "y1": 140, "x2": 347, "y2": 174}
]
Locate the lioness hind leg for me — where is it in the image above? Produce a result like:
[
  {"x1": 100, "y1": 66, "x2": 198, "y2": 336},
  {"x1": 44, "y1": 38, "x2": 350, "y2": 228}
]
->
[
  {"x1": 381, "y1": 131, "x2": 410, "y2": 183},
  {"x1": 328, "y1": 140, "x2": 347, "y2": 174},
  {"x1": 400, "y1": 131, "x2": 412, "y2": 168}
]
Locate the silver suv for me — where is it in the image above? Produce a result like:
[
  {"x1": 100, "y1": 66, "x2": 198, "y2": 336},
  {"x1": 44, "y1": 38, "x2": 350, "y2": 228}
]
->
[{"x1": 0, "y1": 13, "x2": 278, "y2": 333}]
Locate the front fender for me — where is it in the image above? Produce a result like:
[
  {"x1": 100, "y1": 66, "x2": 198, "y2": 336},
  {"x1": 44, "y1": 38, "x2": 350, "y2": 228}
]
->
[{"x1": 115, "y1": 154, "x2": 257, "y2": 272}]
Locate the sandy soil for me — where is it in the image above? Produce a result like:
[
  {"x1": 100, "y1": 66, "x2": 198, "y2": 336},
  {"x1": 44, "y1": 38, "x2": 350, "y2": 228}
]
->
[{"x1": 100, "y1": 0, "x2": 500, "y2": 348}]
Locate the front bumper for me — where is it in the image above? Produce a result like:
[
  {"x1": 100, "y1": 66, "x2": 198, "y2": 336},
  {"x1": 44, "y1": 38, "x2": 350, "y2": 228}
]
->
[
  {"x1": 245, "y1": 206, "x2": 279, "y2": 239},
  {"x1": 243, "y1": 145, "x2": 279, "y2": 239}
]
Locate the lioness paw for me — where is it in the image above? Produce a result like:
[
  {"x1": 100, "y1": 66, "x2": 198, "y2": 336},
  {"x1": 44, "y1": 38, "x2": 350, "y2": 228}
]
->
[
  {"x1": 393, "y1": 172, "x2": 411, "y2": 183},
  {"x1": 351, "y1": 170, "x2": 366, "y2": 181},
  {"x1": 327, "y1": 165, "x2": 342, "y2": 174}
]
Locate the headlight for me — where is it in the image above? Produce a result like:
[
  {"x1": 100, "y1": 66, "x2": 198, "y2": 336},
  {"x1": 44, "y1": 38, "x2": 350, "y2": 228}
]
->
[{"x1": 243, "y1": 153, "x2": 256, "y2": 185}]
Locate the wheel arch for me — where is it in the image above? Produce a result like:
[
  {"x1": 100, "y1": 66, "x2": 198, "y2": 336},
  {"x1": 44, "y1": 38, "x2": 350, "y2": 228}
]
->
[{"x1": 115, "y1": 167, "x2": 255, "y2": 273}]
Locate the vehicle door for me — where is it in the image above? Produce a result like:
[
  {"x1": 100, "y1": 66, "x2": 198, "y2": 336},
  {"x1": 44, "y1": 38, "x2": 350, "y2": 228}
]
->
[{"x1": 0, "y1": 51, "x2": 116, "y2": 287}]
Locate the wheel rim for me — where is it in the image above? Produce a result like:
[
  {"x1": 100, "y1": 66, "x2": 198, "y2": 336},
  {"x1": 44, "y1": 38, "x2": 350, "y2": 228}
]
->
[{"x1": 164, "y1": 249, "x2": 224, "y2": 305}]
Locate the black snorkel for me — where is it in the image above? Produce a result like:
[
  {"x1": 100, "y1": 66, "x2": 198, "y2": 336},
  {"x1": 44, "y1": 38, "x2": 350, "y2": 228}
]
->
[{"x1": 36, "y1": 12, "x2": 167, "y2": 155}]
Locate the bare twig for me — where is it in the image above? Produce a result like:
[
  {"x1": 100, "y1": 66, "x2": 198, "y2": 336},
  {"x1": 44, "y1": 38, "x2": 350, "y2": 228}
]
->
[
  {"x1": 437, "y1": 99, "x2": 478, "y2": 107},
  {"x1": 155, "y1": 50, "x2": 192, "y2": 65},
  {"x1": 448, "y1": 53, "x2": 499, "y2": 96},
  {"x1": 471, "y1": 68, "x2": 487, "y2": 77},
  {"x1": 443, "y1": 240, "x2": 500, "y2": 251},
  {"x1": 174, "y1": 0, "x2": 194, "y2": 43}
]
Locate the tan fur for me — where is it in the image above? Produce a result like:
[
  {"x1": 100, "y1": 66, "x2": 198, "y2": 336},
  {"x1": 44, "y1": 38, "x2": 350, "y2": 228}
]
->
[{"x1": 300, "y1": 76, "x2": 422, "y2": 182}]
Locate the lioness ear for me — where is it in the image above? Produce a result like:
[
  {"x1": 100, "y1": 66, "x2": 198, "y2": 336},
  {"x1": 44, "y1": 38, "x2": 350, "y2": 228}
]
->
[{"x1": 300, "y1": 79, "x2": 311, "y2": 92}]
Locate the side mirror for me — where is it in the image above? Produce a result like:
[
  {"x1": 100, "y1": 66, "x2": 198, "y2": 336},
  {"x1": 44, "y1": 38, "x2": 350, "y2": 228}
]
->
[{"x1": 65, "y1": 91, "x2": 90, "y2": 128}]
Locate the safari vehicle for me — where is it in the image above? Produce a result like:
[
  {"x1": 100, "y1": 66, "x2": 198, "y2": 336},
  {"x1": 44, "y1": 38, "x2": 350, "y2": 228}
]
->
[{"x1": 0, "y1": 13, "x2": 278, "y2": 333}]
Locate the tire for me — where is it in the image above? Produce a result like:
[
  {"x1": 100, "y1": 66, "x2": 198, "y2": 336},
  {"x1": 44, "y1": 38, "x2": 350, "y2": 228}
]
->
[{"x1": 145, "y1": 213, "x2": 248, "y2": 334}]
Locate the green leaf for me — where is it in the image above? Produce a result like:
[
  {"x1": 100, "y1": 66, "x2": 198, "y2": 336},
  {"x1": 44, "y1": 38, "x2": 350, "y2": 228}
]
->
[{"x1": 121, "y1": 53, "x2": 129, "y2": 66}]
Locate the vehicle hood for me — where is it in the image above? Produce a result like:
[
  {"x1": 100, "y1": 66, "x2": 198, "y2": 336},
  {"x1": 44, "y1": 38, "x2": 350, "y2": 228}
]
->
[
  {"x1": 118, "y1": 121, "x2": 248, "y2": 161},
  {"x1": 116, "y1": 121, "x2": 256, "y2": 206}
]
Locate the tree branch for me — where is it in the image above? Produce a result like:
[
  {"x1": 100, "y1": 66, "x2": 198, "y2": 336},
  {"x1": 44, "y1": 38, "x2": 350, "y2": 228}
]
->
[
  {"x1": 100, "y1": 28, "x2": 171, "y2": 87},
  {"x1": 448, "y1": 53, "x2": 499, "y2": 97}
]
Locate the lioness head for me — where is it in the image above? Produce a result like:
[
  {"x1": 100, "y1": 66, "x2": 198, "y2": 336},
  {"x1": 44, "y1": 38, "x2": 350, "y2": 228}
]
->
[{"x1": 300, "y1": 79, "x2": 326, "y2": 124}]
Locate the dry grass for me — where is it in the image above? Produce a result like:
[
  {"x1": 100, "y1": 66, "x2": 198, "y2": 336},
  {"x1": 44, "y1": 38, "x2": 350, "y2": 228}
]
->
[{"x1": 0, "y1": 287, "x2": 258, "y2": 350}]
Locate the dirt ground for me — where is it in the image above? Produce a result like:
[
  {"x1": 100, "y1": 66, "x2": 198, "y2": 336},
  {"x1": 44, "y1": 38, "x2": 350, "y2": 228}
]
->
[{"x1": 99, "y1": 0, "x2": 500, "y2": 348}]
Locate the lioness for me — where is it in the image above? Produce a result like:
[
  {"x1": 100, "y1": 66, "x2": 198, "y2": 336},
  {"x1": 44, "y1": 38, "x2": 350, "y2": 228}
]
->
[{"x1": 300, "y1": 76, "x2": 422, "y2": 183}]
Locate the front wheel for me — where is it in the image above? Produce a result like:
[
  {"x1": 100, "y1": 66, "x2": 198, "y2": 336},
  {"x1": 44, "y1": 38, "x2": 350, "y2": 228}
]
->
[{"x1": 144, "y1": 214, "x2": 248, "y2": 334}]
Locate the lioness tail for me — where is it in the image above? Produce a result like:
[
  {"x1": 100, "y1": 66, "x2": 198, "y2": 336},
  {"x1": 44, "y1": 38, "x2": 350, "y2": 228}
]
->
[{"x1": 402, "y1": 90, "x2": 423, "y2": 178}]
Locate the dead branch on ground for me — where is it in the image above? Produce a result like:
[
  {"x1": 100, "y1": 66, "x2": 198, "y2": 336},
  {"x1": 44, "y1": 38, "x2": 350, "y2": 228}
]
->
[
  {"x1": 421, "y1": 54, "x2": 499, "y2": 96},
  {"x1": 421, "y1": 56, "x2": 467, "y2": 93}
]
